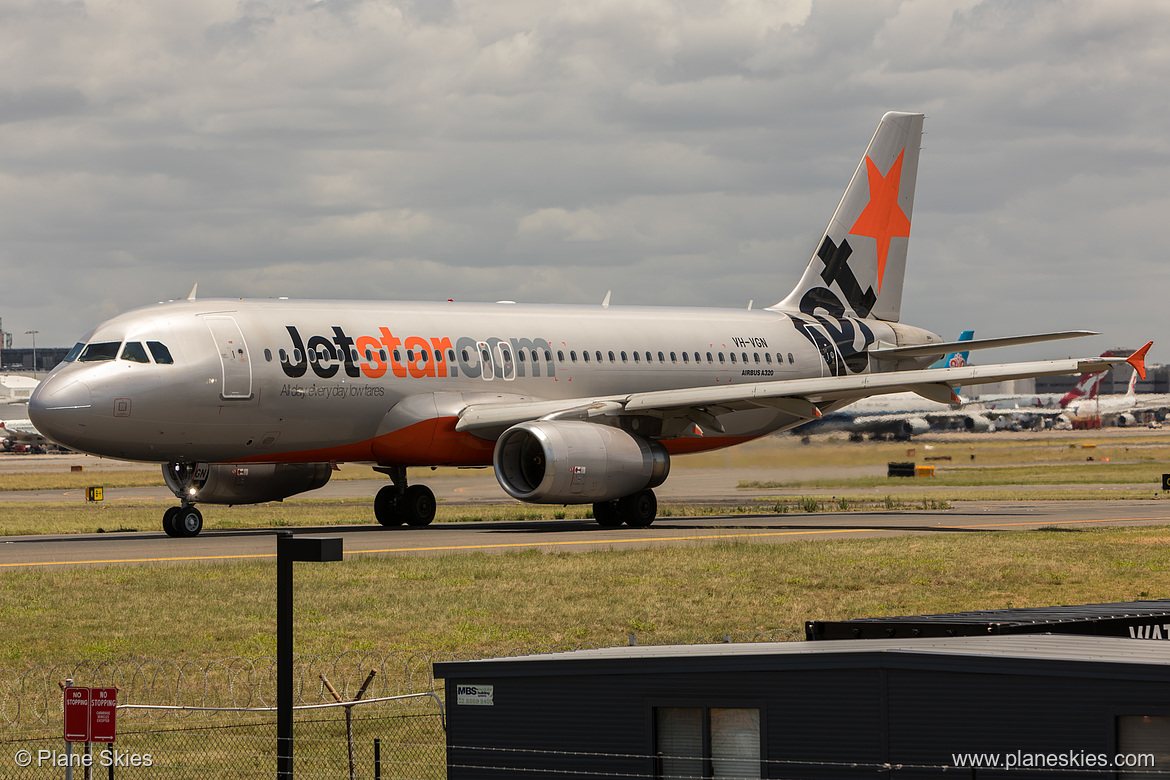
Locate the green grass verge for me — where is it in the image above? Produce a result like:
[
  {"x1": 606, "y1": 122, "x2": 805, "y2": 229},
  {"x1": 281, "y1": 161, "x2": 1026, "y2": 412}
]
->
[
  {"x1": 742, "y1": 462, "x2": 1170, "y2": 488},
  {"x1": 4, "y1": 524, "x2": 1170, "y2": 667}
]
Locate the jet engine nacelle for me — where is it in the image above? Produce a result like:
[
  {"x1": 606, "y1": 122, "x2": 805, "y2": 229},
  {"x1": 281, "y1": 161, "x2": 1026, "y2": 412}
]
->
[
  {"x1": 901, "y1": 418, "x2": 929, "y2": 437},
  {"x1": 963, "y1": 414, "x2": 991, "y2": 433},
  {"x1": 493, "y1": 420, "x2": 670, "y2": 503},
  {"x1": 163, "y1": 462, "x2": 332, "y2": 505},
  {"x1": 1116, "y1": 413, "x2": 1139, "y2": 427}
]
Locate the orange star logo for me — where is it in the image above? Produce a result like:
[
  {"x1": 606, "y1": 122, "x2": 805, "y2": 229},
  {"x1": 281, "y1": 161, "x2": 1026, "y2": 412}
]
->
[{"x1": 849, "y1": 148, "x2": 910, "y2": 293}]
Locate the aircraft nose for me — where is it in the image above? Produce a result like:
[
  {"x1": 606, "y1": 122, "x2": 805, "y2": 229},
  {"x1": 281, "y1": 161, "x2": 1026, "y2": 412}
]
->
[{"x1": 28, "y1": 375, "x2": 93, "y2": 448}]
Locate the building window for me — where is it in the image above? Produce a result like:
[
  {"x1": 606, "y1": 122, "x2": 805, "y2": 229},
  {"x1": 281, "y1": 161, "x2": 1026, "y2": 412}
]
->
[
  {"x1": 655, "y1": 706, "x2": 761, "y2": 779},
  {"x1": 1118, "y1": 715, "x2": 1170, "y2": 780}
]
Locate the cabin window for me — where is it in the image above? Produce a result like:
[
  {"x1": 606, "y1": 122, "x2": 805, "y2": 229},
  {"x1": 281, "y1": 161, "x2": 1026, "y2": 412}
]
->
[
  {"x1": 671, "y1": 352, "x2": 678, "y2": 363},
  {"x1": 558, "y1": 350, "x2": 565, "y2": 362},
  {"x1": 544, "y1": 350, "x2": 552, "y2": 362},
  {"x1": 718, "y1": 353, "x2": 725, "y2": 364},
  {"x1": 706, "y1": 352, "x2": 713, "y2": 363},
  {"x1": 621, "y1": 351, "x2": 628, "y2": 363},
  {"x1": 394, "y1": 350, "x2": 402, "y2": 363},
  {"x1": 633, "y1": 352, "x2": 640, "y2": 363},
  {"x1": 658, "y1": 351, "x2": 665, "y2": 363},
  {"x1": 753, "y1": 353, "x2": 760, "y2": 364},
  {"x1": 264, "y1": 349, "x2": 273, "y2": 362},
  {"x1": 742, "y1": 352, "x2": 748, "y2": 363},
  {"x1": 447, "y1": 349, "x2": 455, "y2": 363},
  {"x1": 681, "y1": 352, "x2": 688, "y2": 363},
  {"x1": 462, "y1": 349, "x2": 470, "y2": 362},
  {"x1": 645, "y1": 351, "x2": 652, "y2": 363},
  {"x1": 596, "y1": 351, "x2": 603, "y2": 362},
  {"x1": 406, "y1": 350, "x2": 414, "y2": 362},
  {"x1": 582, "y1": 351, "x2": 589, "y2": 363},
  {"x1": 729, "y1": 353, "x2": 737, "y2": 364},
  {"x1": 788, "y1": 353, "x2": 795, "y2": 363},
  {"x1": 120, "y1": 342, "x2": 150, "y2": 364},
  {"x1": 608, "y1": 351, "x2": 616, "y2": 363},
  {"x1": 79, "y1": 342, "x2": 121, "y2": 362},
  {"x1": 518, "y1": 350, "x2": 526, "y2": 362},
  {"x1": 764, "y1": 353, "x2": 772, "y2": 364},
  {"x1": 148, "y1": 342, "x2": 174, "y2": 365}
]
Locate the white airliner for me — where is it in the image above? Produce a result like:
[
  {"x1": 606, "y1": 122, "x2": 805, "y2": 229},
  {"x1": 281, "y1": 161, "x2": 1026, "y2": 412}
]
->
[
  {"x1": 1061, "y1": 368, "x2": 1170, "y2": 427},
  {"x1": 27, "y1": 112, "x2": 1149, "y2": 537},
  {"x1": 0, "y1": 418, "x2": 49, "y2": 449}
]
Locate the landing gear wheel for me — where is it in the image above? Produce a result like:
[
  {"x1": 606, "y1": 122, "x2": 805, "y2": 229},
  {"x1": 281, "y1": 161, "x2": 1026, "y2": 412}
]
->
[
  {"x1": 162, "y1": 507, "x2": 182, "y2": 537},
  {"x1": 176, "y1": 507, "x2": 204, "y2": 537},
  {"x1": 592, "y1": 500, "x2": 622, "y2": 528},
  {"x1": 618, "y1": 489, "x2": 657, "y2": 528},
  {"x1": 401, "y1": 485, "x2": 436, "y2": 527},
  {"x1": 374, "y1": 485, "x2": 404, "y2": 526}
]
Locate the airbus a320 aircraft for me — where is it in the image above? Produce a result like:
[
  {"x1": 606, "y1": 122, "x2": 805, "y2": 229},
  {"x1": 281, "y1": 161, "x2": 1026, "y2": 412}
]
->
[{"x1": 28, "y1": 112, "x2": 1149, "y2": 537}]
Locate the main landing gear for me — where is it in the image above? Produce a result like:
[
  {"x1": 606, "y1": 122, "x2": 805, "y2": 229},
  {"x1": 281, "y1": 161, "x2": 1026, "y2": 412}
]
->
[
  {"x1": 591, "y1": 488, "x2": 657, "y2": 528},
  {"x1": 163, "y1": 504, "x2": 204, "y2": 538},
  {"x1": 374, "y1": 466, "x2": 436, "y2": 527}
]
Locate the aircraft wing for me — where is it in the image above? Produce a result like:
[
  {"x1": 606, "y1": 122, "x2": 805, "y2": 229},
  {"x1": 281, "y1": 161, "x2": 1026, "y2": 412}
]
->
[
  {"x1": 456, "y1": 352, "x2": 1142, "y2": 435},
  {"x1": 869, "y1": 330, "x2": 1097, "y2": 362}
]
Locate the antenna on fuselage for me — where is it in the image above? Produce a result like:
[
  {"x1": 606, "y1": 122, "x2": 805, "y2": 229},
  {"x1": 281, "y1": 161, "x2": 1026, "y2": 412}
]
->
[
  {"x1": 601, "y1": 290, "x2": 611, "y2": 309},
  {"x1": 187, "y1": 283, "x2": 198, "y2": 301}
]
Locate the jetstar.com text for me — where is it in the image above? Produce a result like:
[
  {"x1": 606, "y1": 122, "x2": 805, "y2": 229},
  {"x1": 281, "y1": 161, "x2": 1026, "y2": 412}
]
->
[{"x1": 952, "y1": 750, "x2": 1154, "y2": 770}]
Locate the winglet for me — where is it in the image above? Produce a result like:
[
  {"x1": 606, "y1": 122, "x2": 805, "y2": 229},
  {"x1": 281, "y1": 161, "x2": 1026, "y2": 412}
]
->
[
  {"x1": 601, "y1": 290, "x2": 611, "y2": 309},
  {"x1": 1127, "y1": 341, "x2": 1152, "y2": 380},
  {"x1": 187, "y1": 283, "x2": 198, "y2": 301}
]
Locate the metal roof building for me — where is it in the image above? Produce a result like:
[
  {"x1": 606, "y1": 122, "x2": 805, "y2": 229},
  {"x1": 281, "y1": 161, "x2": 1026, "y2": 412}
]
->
[
  {"x1": 435, "y1": 635, "x2": 1170, "y2": 778},
  {"x1": 807, "y1": 598, "x2": 1170, "y2": 641}
]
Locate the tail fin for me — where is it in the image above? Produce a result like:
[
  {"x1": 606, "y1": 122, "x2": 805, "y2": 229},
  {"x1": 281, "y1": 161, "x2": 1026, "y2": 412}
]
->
[
  {"x1": 1059, "y1": 355, "x2": 1111, "y2": 408},
  {"x1": 772, "y1": 111, "x2": 924, "y2": 322},
  {"x1": 929, "y1": 330, "x2": 974, "y2": 370}
]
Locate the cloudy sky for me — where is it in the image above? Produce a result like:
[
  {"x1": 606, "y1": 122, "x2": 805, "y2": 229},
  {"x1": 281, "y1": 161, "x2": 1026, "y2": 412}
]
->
[{"x1": 1, "y1": 0, "x2": 1167, "y2": 364}]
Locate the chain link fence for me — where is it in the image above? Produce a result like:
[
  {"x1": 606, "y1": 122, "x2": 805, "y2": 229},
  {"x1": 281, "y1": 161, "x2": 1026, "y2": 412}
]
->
[{"x1": 1, "y1": 631, "x2": 802, "y2": 777}]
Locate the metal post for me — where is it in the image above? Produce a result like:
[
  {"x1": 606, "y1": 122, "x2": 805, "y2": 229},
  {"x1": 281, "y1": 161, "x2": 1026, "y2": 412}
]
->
[
  {"x1": 24, "y1": 330, "x2": 37, "y2": 378},
  {"x1": 374, "y1": 738, "x2": 381, "y2": 780},
  {"x1": 276, "y1": 532, "x2": 343, "y2": 780},
  {"x1": 277, "y1": 532, "x2": 294, "y2": 779},
  {"x1": 64, "y1": 677, "x2": 74, "y2": 780}
]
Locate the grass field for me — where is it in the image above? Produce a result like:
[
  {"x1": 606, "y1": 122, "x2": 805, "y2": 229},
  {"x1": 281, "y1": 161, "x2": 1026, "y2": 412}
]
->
[
  {"x1": 3, "y1": 525, "x2": 1170, "y2": 667},
  {"x1": 1, "y1": 429, "x2": 1169, "y2": 672}
]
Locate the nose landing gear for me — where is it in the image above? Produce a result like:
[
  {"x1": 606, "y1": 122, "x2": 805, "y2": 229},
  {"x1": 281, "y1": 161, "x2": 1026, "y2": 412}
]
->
[{"x1": 161, "y1": 462, "x2": 205, "y2": 537}]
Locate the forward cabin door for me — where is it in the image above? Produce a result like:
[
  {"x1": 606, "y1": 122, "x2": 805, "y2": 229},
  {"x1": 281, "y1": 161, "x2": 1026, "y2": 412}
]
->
[{"x1": 203, "y1": 315, "x2": 253, "y2": 399}]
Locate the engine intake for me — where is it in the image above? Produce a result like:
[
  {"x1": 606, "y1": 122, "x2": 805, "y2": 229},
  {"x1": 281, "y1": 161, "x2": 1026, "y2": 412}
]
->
[
  {"x1": 163, "y1": 462, "x2": 332, "y2": 505},
  {"x1": 494, "y1": 421, "x2": 669, "y2": 503}
]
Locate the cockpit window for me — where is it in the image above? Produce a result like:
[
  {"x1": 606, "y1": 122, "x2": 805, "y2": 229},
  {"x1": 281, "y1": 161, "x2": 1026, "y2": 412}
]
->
[
  {"x1": 63, "y1": 342, "x2": 85, "y2": 362},
  {"x1": 79, "y1": 342, "x2": 121, "y2": 362},
  {"x1": 121, "y1": 342, "x2": 150, "y2": 364},
  {"x1": 147, "y1": 342, "x2": 174, "y2": 365}
]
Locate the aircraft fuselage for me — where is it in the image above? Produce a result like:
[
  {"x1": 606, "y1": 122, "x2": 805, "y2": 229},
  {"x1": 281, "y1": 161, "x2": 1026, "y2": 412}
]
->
[{"x1": 29, "y1": 298, "x2": 917, "y2": 466}]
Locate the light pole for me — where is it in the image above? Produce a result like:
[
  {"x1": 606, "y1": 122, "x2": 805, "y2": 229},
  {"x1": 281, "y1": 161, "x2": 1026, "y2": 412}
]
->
[
  {"x1": 24, "y1": 330, "x2": 38, "y2": 377},
  {"x1": 277, "y1": 532, "x2": 343, "y2": 778}
]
